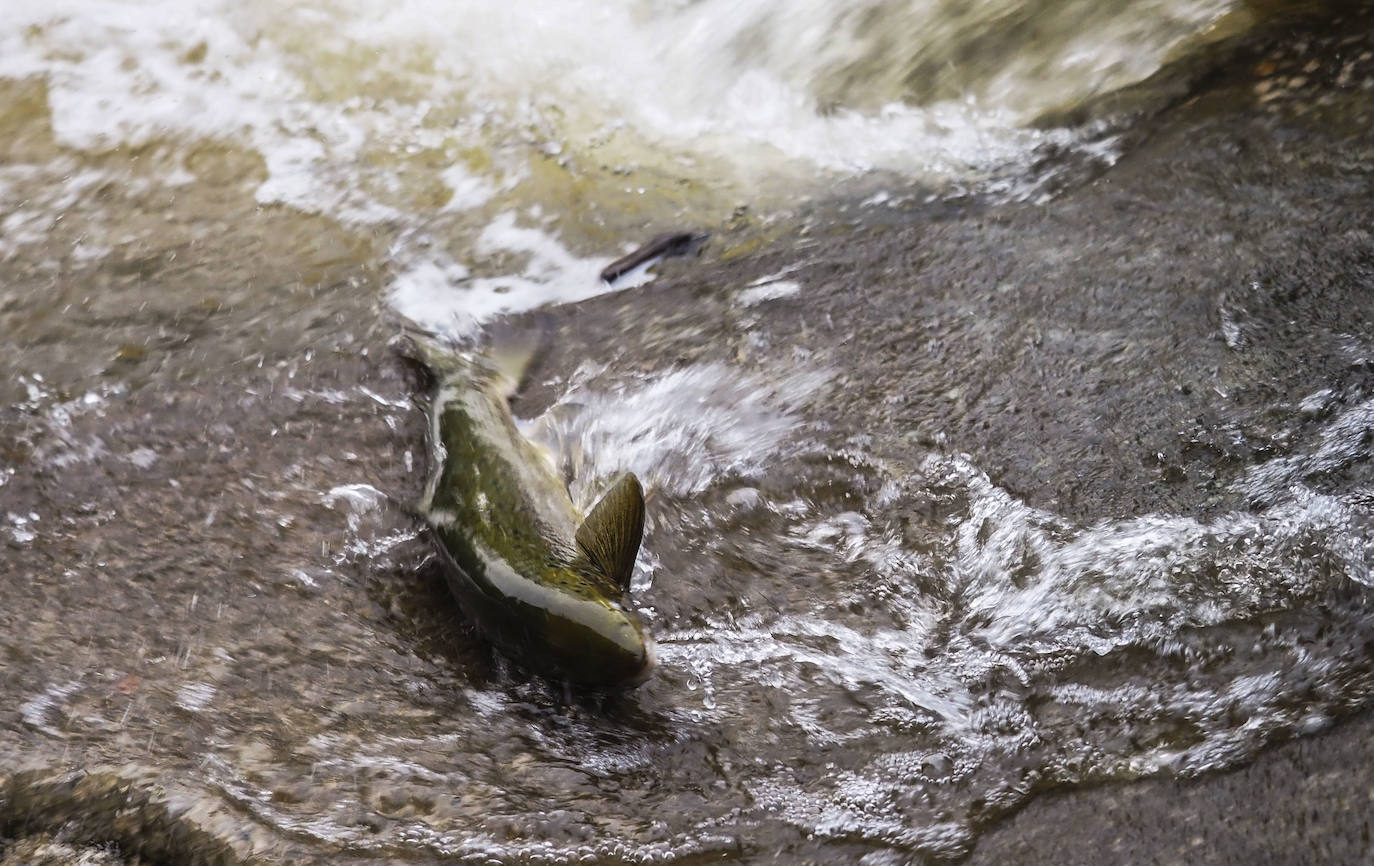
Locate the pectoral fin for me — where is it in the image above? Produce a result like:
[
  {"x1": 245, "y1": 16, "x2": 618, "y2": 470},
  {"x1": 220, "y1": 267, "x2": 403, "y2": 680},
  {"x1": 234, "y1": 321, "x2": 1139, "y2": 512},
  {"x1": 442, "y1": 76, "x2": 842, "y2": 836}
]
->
[{"x1": 575, "y1": 473, "x2": 645, "y2": 594}]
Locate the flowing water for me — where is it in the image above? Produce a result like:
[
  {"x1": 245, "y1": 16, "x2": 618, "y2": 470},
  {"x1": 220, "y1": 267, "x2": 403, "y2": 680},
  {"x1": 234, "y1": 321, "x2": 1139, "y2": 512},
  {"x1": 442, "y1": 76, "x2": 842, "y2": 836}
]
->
[
  {"x1": 0, "y1": 0, "x2": 1251, "y2": 328},
  {"x1": 3, "y1": 0, "x2": 1374, "y2": 863}
]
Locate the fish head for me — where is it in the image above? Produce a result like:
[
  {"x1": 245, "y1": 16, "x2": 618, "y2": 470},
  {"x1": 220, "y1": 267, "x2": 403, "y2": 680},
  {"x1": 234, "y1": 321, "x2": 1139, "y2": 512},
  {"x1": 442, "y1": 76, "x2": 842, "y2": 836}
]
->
[{"x1": 544, "y1": 598, "x2": 657, "y2": 688}]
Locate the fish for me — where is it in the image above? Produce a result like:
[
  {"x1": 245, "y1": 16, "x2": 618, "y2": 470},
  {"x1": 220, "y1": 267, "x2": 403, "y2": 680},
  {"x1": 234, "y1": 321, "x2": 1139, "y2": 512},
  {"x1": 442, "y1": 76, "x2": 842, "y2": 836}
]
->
[{"x1": 404, "y1": 334, "x2": 656, "y2": 688}]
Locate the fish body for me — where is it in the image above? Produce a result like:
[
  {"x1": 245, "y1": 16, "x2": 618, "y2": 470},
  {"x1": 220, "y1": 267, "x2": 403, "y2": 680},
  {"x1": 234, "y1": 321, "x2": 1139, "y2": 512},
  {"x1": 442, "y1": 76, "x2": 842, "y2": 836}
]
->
[{"x1": 415, "y1": 340, "x2": 655, "y2": 687}]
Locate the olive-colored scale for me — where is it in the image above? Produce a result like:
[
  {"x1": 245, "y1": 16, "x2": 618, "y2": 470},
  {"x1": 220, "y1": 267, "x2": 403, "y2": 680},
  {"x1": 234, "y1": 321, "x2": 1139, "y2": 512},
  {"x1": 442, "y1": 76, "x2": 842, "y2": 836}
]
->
[{"x1": 416, "y1": 342, "x2": 655, "y2": 687}]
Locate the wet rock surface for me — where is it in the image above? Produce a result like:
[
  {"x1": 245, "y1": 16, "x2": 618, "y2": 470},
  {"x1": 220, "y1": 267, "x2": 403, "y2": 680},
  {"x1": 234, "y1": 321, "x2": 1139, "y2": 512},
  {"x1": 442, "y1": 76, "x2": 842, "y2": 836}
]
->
[
  {"x1": 532, "y1": 4, "x2": 1374, "y2": 526},
  {"x1": 964, "y1": 709, "x2": 1374, "y2": 865},
  {"x1": 2, "y1": 6, "x2": 1374, "y2": 864}
]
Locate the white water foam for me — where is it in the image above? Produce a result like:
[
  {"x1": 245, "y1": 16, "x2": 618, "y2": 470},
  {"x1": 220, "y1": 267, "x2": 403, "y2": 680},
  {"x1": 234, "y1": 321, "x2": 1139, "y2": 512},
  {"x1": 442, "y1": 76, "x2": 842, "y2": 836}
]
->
[
  {"x1": 2, "y1": 0, "x2": 1244, "y2": 331},
  {"x1": 619, "y1": 377, "x2": 1374, "y2": 855},
  {"x1": 527, "y1": 361, "x2": 831, "y2": 508},
  {"x1": 739, "y1": 278, "x2": 802, "y2": 307},
  {"x1": 387, "y1": 214, "x2": 658, "y2": 338},
  {"x1": 1, "y1": 0, "x2": 1241, "y2": 223},
  {"x1": 666, "y1": 442, "x2": 1370, "y2": 707}
]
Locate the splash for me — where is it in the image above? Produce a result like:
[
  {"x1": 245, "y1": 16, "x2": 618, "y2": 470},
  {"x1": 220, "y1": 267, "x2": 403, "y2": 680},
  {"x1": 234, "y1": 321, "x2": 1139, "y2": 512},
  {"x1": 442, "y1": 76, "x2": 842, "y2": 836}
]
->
[{"x1": 526, "y1": 361, "x2": 831, "y2": 509}]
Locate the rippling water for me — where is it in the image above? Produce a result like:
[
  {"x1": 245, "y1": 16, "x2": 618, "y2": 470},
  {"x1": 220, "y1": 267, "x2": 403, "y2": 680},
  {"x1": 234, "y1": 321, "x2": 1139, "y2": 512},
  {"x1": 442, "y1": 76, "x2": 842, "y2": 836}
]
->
[{"x1": 3, "y1": 0, "x2": 1372, "y2": 863}]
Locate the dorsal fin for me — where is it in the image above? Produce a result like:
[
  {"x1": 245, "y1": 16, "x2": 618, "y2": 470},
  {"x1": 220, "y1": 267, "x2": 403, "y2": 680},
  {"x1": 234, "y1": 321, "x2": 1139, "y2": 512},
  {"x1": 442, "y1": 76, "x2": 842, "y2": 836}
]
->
[{"x1": 574, "y1": 473, "x2": 645, "y2": 594}]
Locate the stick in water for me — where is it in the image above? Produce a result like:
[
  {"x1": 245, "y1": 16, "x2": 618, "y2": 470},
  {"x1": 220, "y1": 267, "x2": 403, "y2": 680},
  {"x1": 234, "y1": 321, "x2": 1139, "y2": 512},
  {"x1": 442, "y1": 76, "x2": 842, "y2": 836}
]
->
[{"x1": 600, "y1": 232, "x2": 709, "y2": 284}]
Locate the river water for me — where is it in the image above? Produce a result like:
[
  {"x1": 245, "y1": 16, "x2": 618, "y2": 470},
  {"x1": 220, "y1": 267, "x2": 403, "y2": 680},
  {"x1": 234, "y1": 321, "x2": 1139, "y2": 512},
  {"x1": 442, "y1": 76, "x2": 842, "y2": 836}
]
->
[{"x1": 3, "y1": 1, "x2": 1374, "y2": 863}]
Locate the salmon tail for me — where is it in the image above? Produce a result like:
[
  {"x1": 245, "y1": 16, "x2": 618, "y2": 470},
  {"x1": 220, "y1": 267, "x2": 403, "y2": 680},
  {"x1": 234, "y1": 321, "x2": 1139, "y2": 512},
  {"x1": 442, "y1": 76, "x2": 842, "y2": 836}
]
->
[{"x1": 479, "y1": 313, "x2": 554, "y2": 400}]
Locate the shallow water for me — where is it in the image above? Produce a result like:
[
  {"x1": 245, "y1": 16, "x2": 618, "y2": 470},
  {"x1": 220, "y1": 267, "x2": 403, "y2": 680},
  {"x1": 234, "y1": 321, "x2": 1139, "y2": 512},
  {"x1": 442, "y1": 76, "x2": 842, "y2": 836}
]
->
[{"x1": 3, "y1": 1, "x2": 1374, "y2": 863}]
